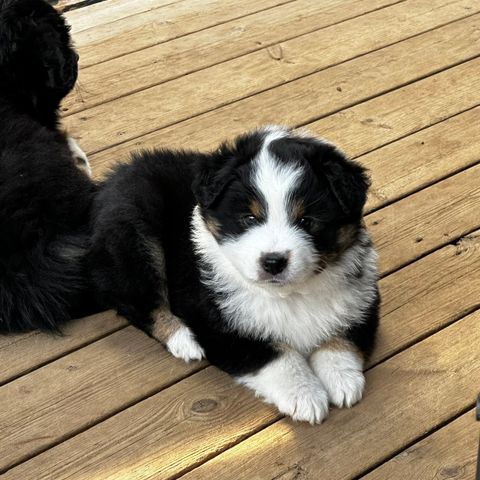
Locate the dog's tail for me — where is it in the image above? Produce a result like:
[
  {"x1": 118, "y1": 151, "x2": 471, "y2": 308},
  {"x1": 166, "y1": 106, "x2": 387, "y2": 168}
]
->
[{"x1": 0, "y1": 233, "x2": 97, "y2": 333}]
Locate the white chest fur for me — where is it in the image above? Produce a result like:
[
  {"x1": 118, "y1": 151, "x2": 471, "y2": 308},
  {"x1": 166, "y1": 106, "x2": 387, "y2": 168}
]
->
[{"x1": 191, "y1": 207, "x2": 378, "y2": 354}]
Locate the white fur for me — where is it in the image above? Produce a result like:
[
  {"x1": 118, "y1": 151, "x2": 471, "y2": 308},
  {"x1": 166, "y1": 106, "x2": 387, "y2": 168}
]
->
[
  {"x1": 310, "y1": 346, "x2": 365, "y2": 408},
  {"x1": 238, "y1": 350, "x2": 329, "y2": 424},
  {"x1": 166, "y1": 326, "x2": 205, "y2": 362},
  {"x1": 191, "y1": 126, "x2": 378, "y2": 353},
  {"x1": 67, "y1": 137, "x2": 91, "y2": 177},
  {"x1": 220, "y1": 129, "x2": 316, "y2": 286},
  {"x1": 191, "y1": 208, "x2": 377, "y2": 354}
]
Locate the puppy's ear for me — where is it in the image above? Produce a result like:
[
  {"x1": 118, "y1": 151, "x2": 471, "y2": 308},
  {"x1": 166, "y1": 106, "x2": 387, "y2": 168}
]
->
[
  {"x1": 311, "y1": 142, "x2": 370, "y2": 218},
  {"x1": 192, "y1": 130, "x2": 264, "y2": 208},
  {"x1": 192, "y1": 154, "x2": 239, "y2": 209}
]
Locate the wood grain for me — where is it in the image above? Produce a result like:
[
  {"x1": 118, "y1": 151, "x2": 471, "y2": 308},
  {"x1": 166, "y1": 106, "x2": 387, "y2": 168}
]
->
[
  {"x1": 372, "y1": 230, "x2": 480, "y2": 366},
  {"x1": 363, "y1": 106, "x2": 480, "y2": 212},
  {"x1": 2, "y1": 2, "x2": 478, "y2": 477},
  {"x1": 176, "y1": 311, "x2": 480, "y2": 480},
  {"x1": 367, "y1": 163, "x2": 480, "y2": 274},
  {"x1": 0, "y1": 311, "x2": 126, "y2": 385},
  {"x1": 0, "y1": 327, "x2": 203, "y2": 472},
  {"x1": 65, "y1": 0, "x2": 404, "y2": 111},
  {"x1": 2, "y1": 230, "x2": 479, "y2": 474},
  {"x1": 89, "y1": 37, "x2": 480, "y2": 179},
  {"x1": 5, "y1": 309, "x2": 479, "y2": 480},
  {"x1": 64, "y1": 0, "x2": 183, "y2": 33},
  {"x1": 70, "y1": 0, "x2": 295, "y2": 67},
  {"x1": 362, "y1": 410, "x2": 478, "y2": 479},
  {"x1": 2, "y1": 126, "x2": 477, "y2": 386},
  {"x1": 63, "y1": 0, "x2": 479, "y2": 152}
]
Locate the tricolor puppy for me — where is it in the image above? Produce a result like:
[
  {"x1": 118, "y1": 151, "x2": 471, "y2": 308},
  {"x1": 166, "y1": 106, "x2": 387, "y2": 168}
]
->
[{"x1": 90, "y1": 126, "x2": 380, "y2": 424}]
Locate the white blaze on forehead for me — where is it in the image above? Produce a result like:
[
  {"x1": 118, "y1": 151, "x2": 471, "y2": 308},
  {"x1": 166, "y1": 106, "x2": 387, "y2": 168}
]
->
[{"x1": 253, "y1": 131, "x2": 304, "y2": 242}]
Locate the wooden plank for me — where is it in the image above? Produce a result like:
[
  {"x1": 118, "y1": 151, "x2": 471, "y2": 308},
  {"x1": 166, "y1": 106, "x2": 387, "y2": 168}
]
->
[
  {"x1": 0, "y1": 311, "x2": 126, "y2": 385},
  {"x1": 367, "y1": 163, "x2": 480, "y2": 275},
  {"x1": 89, "y1": 31, "x2": 480, "y2": 178},
  {"x1": 363, "y1": 106, "x2": 480, "y2": 212},
  {"x1": 70, "y1": 0, "x2": 295, "y2": 68},
  {"x1": 2, "y1": 227, "x2": 479, "y2": 474},
  {"x1": 65, "y1": 0, "x2": 404, "y2": 111},
  {"x1": 63, "y1": 0, "x2": 479, "y2": 150},
  {"x1": 5, "y1": 308, "x2": 479, "y2": 480},
  {"x1": 64, "y1": 0, "x2": 183, "y2": 33},
  {"x1": 0, "y1": 327, "x2": 203, "y2": 472},
  {"x1": 362, "y1": 410, "x2": 478, "y2": 479},
  {"x1": 5, "y1": 100, "x2": 469, "y2": 384},
  {"x1": 176, "y1": 312, "x2": 480, "y2": 480},
  {"x1": 372, "y1": 230, "x2": 480, "y2": 366},
  {"x1": 54, "y1": 0, "x2": 106, "y2": 13},
  {"x1": 7, "y1": 66, "x2": 478, "y2": 391}
]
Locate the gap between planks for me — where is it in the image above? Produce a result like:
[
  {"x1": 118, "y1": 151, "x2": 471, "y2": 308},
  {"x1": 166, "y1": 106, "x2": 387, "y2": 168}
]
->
[
  {"x1": 86, "y1": 25, "x2": 480, "y2": 170},
  {"x1": 1, "y1": 219, "x2": 479, "y2": 473},
  {"x1": 358, "y1": 408, "x2": 478, "y2": 479},
  {"x1": 3, "y1": 50, "x2": 480, "y2": 386},
  {"x1": 65, "y1": 0, "x2": 407, "y2": 111},
  {"x1": 4, "y1": 3, "x2": 479, "y2": 385},
  {"x1": 4, "y1": 307, "x2": 479, "y2": 480},
  {"x1": 2, "y1": 133, "x2": 479, "y2": 387},
  {"x1": 63, "y1": 0, "x2": 480, "y2": 141},
  {"x1": 67, "y1": 0, "x2": 405, "y2": 70}
]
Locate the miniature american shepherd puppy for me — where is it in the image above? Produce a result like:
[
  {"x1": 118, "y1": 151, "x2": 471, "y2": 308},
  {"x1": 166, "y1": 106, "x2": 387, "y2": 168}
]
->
[
  {"x1": 0, "y1": 0, "x2": 94, "y2": 333},
  {"x1": 91, "y1": 126, "x2": 380, "y2": 424}
]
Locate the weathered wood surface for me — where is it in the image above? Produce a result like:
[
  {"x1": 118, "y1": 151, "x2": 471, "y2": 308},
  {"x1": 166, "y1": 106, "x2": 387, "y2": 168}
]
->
[
  {"x1": 63, "y1": 0, "x2": 480, "y2": 152},
  {"x1": 362, "y1": 409, "x2": 478, "y2": 480},
  {"x1": 5, "y1": 311, "x2": 479, "y2": 480},
  {"x1": 89, "y1": 42, "x2": 480, "y2": 178},
  {"x1": 64, "y1": 0, "x2": 412, "y2": 111},
  {"x1": 2, "y1": 0, "x2": 479, "y2": 478},
  {"x1": 2, "y1": 228, "x2": 479, "y2": 473},
  {"x1": 0, "y1": 311, "x2": 125, "y2": 385}
]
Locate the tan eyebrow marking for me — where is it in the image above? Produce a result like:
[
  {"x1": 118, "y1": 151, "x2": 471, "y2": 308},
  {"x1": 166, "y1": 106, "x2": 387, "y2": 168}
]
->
[{"x1": 249, "y1": 199, "x2": 264, "y2": 219}]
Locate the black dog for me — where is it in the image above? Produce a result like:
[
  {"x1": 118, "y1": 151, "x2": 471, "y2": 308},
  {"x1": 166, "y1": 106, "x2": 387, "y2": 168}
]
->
[
  {"x1": 0, "y1": 0, "x2": 96, "y2": 332},
  {"x1": 90, "y1": 126, "x2": 380, "y2": 423}
]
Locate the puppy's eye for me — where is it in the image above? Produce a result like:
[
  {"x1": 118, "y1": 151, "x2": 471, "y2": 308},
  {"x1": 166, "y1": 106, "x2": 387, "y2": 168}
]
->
[
  {"x1": 241, "y1": 214, "x2": 259, "y2": 227},
  {"x1": 298, "y1": 217, "x2": 314, "y2": 230}
]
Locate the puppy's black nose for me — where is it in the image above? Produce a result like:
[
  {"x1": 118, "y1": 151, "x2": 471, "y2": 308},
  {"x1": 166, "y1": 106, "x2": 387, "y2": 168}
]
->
[{"x1": 261, "y1": 253, "x2": 288, "y2": 275}]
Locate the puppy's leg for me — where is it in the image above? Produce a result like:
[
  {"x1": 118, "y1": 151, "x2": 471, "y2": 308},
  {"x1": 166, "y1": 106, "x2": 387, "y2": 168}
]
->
[
  {"x1": 150, "y1": 306, "x2": 204, "y2": 362},
  {"x1": 67, "y1": 137, "x2": 92, "y2": 177},
  {"x1": 309, "y1": 337, "x2": 365, "y2": 408},
  {"x1": 238, "y1": 348, "x2": 329, "y2": 424}
]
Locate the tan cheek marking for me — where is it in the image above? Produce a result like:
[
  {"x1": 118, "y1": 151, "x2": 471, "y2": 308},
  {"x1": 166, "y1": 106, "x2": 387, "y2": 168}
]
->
[
  {"x1": 151, "y1": 306, "x2": 184, "y2": 344},
  {"x1": 249, "y1": 199, "x2": 263, "y2": 219},
  {"x1": 205, "y1": 216, "x2": 221, "y2": 238},
  {"x1": 292, "y1": 199, "x2": 305, "y2": 221}
]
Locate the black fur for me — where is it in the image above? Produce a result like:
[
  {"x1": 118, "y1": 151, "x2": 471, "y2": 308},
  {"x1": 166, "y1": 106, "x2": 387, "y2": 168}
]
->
[
  {"x1": 0, "y1": 0, "x2": 96, "y2": 333},
  {"x1": 90, "y1": 129, "x2": 379, "y2": 376}
]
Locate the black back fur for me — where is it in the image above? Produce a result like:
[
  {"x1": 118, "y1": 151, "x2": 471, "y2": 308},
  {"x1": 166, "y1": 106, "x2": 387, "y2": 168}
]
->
[{"x1": 0, "y1": 0, "x2": 96, "y2": 333}]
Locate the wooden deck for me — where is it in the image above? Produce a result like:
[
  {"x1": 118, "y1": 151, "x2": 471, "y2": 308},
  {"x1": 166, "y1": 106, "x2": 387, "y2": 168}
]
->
[{"x1": 1, "y1": 0, "x2": 479, "y2": 478}]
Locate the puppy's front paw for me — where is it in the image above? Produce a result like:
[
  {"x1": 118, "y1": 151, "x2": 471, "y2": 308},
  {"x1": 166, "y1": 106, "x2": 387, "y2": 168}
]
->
[
  {"x1": 310, "y1": 343, "x2": 365, "y2": 408},
  {"x1": 67, "y1": 136, "x2": 92, "y2": 177},
  {"x1": 277, "y1": 381, "x2": 329, "y2": 424},
  {"x1": 238, "y1": 350, "x2": 330, "y2": 424},
  {"x1": 166, "y1": 326, "x2": 205, "y2": 363}
]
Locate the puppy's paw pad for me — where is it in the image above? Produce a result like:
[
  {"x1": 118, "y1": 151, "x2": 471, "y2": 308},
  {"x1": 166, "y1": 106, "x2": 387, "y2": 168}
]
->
[
  {"x1": 278, "y1": 383, "x2": 329, "y2": 424},
  {"x1": 166, "y1": 326, "x2": 204, "y2": 363},
  {"x1": 322, "y1": 368, "x2": 365, "y2": 408}
]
